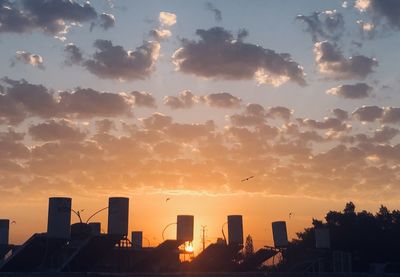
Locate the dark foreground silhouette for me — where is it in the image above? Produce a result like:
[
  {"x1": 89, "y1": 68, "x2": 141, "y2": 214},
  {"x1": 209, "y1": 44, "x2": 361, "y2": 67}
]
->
[{"x1": 282, "y1": 202, "x2": 400, "y2": 273}]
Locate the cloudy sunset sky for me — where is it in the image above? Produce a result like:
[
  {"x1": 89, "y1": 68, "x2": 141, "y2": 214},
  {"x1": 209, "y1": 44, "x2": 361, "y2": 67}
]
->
[{"x1": 1, "y1": 0, "x2": 400, "y2": 252}]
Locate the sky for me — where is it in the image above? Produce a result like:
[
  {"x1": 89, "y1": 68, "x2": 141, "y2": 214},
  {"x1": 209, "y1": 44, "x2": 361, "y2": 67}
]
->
[{"x1": 1, "y1": 0, "x2": 400, "y2": 253}]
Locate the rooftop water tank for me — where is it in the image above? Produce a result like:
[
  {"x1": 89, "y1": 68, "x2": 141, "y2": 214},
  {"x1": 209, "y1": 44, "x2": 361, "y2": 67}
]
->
[
  {"x1": 177, "y1": 215, "x2": 194, "y2": 242},
  {"x1": 272, "y1": 221, "x2": 288, "y2": 248},
  {"x1": 0, "y1": 219, "x2": 9, "y2": 245},
  {"x1": 108, "y1": 197, "x2": 129, "y2": 236},
  {"x1": 47, "y1": 197, "x2": 72, "y2": 239},
  {"x1": 227, "y1": 215, "x2": 243, "y2": 246},
  {"x1": 89, "y1": 222, "x2": 101, "y2": 235},
  {"x1": 131, "y1": 231, "x2": 143, "y2": 249},
  {"x1": 315, "y1": 227, "x2": 330, "y2": 249}
]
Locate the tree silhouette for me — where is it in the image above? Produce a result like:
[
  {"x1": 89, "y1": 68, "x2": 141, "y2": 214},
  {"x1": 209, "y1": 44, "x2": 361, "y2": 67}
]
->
[
  {"x1": 244, "y1": 235, "x2": 254, "y2": 257},
  {"x1": 284, "y1": 202, "x2": 400, "y2": 272}
]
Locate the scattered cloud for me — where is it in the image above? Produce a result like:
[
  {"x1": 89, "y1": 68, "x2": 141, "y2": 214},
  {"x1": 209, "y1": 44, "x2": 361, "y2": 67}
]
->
[
  {"x1": 172, "y1": 27, "x2": 306, "y2": 86},
  {"x1": 332, "y1": 108, "x2": 349, "y2": 120},
  {"x1": 163, "y1": 90, "x2": 198, "y2": 109},
  {"x1": 355, "y1": 0, "x2": 400, "y2": 30},
  {"x1": 0, "y1": 78, "x2": 134, "y2": 124},
  {"x1": 64, "y1": 43, "x2": 83, "y2": 65},
  {"x1": 83, "y1": 39, "x2": 160, "y2": 80},
  {"x1": 296, "y1": 10, "x2": 345, "y2": 42},
  {"x1": 58, "y1": 88, "x2": 133, "y2": 118},
  {"x1": 205, "y1": 2, "x2": 222, "y2": 22},
  {"x1": 159, "y1": 11, "x2": 177, "y2": 26},
  {"x1": 356, "y1": 20, "x2": 376, "y2": 39},
  {"x1": 28, "y1": 119, "x2": 86, "y2": 141},
  {"x1": 149, "y1": 28, "x2": 172, "y2": 40},
  {"x1": 352, "y1": 105, "x2": 383, "y2": 122},
  {"x1": 90, "y1": 13, "x2": 116, "y2": 31},
  {"x1": 0, "y1": 0, "x2": 97, "y2": 37},
  {"x1": 131, "y1": 91, "x2": 157, "y2": 108},
  {"x1": 266, "y1": 106, "x2": 293, "y2": 121},
  {"x1": 327, "y1": 83, "x2": 373, "y2": 99},
  {"x1": 12, "y1": 51, "x2": 45, "y2": 69},
  {"x1": 314, "y1": 41, "x2": 378, "y2": 80},
  {"x1": 199, "y1": 92, "x2": 241, "y2": 108}
]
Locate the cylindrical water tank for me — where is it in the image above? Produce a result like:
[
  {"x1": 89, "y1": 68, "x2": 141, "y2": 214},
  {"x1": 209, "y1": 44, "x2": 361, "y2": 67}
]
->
[
  {"x1": 89, "y1": 222, "x2": 101, "y2": 235},
  {"x1": 0, "y1": 219, "x2": 9, "y2": 245},
  {"x1": 47, "y1": 197, "x2": 72, "y2": 239},
  {"x1": 315, "y1": 228, "x2": 330, "y2": 249},
  {"x1": 272, "y1": 221, "x2": 288, "y2": 248},
  {"x1": 176, "y1": 215, "x2": 194, "y2": 242},
  {"x1": 108, "y1": 197, "x2": 129, "y2": 236},
  {"x1": 227, "y1": 215, "x2": 243, "y2": 246},
  {"x1": 131, "y1": 231, "x2": 143, "y2": 249}
]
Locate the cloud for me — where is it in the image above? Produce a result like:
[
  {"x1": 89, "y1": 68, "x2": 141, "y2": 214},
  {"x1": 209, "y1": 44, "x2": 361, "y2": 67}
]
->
[
  {"x1": 163, "y1": 90, "x2": 198, "y2": 109},
  {"x1": 382, "y1": 107, "x2": 400, "y2": 124},
  {"x1": 199, "y1": 92, "x2": 241, "y2": 108},
  {"x1": 95, "y1": 119, "x2": 116, "y2": 134},
  {"x1": 355, "y1": 0, "x2": 400, "y2": 30},
  {"x1": 299, "y1": 117, "x2": 349, "y2": 132},
  {"x1": 64, "y1": 43, "x2": 84, "y2": 65},
  {"x1": 166, "y1": 121, "x2": 215, "y2": 141},
  {"x1": 372, "y1": 126, "x2": 399, "y2": 142},
  {"x1": 83, "y1": 39, "x2": 160, "y2": 80},
  {"x1": 352, "y1": 106, "x2": 400, "y2": 124},
  {"x1": 0, "y1": 79, "x2": 135, "y2": 124},
  {"x1": 149, "y1": 28, "x2": 172, "y2": 40},
  {"x1": 266, "y1": 106, "x2": 293, "y2": 121},
  {"x1": 141, "y1": 113, "x2": 173, "y2": 130},
  {"x1": 356, "y1": 20, "x2": 376, "y2": 39},
  {"x1": 2, "y1": 100, "x2": 400, "y2": 199},
  {"x1": 159, "y1": 11, "x2": 177, "y2": 26},
  {"x1": 296, "y1": 10, "x2": 345, "y2": 42},
  {"x1": 0, "y1": 78, "x2": 57, "y2": 123},
  {"x1": 98, "y1": 13, "x2": 115, "y2": 30},
  {"x1": 28, "y1": 119, "x2": 86, "y2": 141},
  {"x1": 58, "y1": 88, "x2": 133, "y2": 118},
  {"x1": 0, "y1": 136, "x2": 30, "y2": 160},
  {"x1": 90, "y1": 13, "x2": 115, "y2": 31},
  {"x1": 131, "y1": 91, "x2": 156, "y2": 108},
  {"x1": 314, "y1": 41, "x2": 378, "y2": 79},
  {"x1": 352, "y1": 105, "x2": 383, "y2": 122},
  {"x1": 326, "y1": 83, "x2": 372, "y2": 99},
  {"x1": 0, "y1": 0, "x2": 97, "y2": 36},
  {"x1": 205, "y1": 2, "x2": 222, "y2": 22},
  {"x1": 332, "y1": 108, "x2": 349, "y2": 120},
  {"x1": 172, "y1": 27, "x2": 306, "y2": 86},
  {"x1": 230, "y1": 104, "x2": 266, "y2": 126},
  {"x1": 12, "y1": 51, "x2": 44, "y2": 69}
]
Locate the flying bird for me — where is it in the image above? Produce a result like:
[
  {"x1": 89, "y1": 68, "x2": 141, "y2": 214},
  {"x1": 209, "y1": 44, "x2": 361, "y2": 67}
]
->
[
  {"x1": 166, "y1": 197, "x2": 171, "y2": 202},
  {"x1": 241, "y1": 176, "x2": 254, "y2": 182},
  {"x1": 289, "y1": 212, "x2": 293, "y2": 219},
  {"x1": 11, "y1": 220, "x2": 16, "y2": 224}
]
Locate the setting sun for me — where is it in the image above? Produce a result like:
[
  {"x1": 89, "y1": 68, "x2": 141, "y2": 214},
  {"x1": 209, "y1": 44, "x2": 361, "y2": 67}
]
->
[{"x1": 184, "y1": 241, "x2": 194, "y2": 253}]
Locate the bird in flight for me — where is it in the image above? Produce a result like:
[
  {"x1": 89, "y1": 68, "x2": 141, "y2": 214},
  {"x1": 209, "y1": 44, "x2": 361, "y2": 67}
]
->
[
  {"x1": 166, "y1": 197, "x2": 171, "y2": 202},
  {"x1": 289, "y1": 212, "x2": 293, "y2": 219},
  {"x1": 241, "y1": 176, "x2": 254, "y2": 182},
  {"x1": 11, "y1": 220, "x2": 16, "y2": 224}
]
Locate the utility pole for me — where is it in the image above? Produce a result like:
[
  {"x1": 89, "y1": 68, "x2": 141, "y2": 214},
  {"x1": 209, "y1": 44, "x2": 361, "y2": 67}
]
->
[{"x1": 201, "y1": 225, "x2": 207, "y2": 251}]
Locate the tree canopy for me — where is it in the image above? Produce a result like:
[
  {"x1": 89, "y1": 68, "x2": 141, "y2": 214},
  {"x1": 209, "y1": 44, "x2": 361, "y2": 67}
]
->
[{"x1": 286, "y1": 202, "x2": 400, "y2": 272}]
